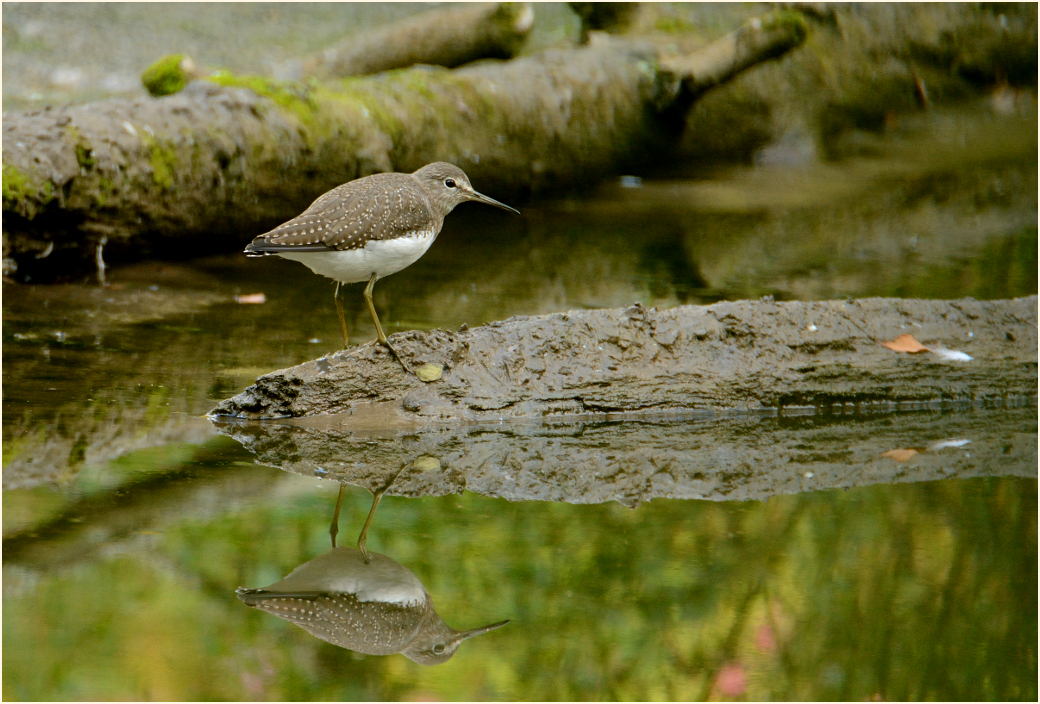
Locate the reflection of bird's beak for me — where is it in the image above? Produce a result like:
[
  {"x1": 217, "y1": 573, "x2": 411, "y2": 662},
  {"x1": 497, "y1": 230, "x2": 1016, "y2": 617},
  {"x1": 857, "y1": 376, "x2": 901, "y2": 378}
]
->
[
  {"x1": 469, "y1": 190, "x2": 521, "y2": 215},
  {"x1": 455, "y1": 619, "x2": 511, "y2": 643}
]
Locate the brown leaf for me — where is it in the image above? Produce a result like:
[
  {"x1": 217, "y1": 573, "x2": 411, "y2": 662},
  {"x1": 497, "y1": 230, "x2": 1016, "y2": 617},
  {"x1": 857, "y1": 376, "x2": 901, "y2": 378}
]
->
[
  {"x1": 881, "y1": 448, "x2": 919, "y2": 462},
  {"x1": 880, "y1": 333, "x2": 928, "y2": 353},
  {"x1": 234, "y1": 293, "x2": 266, "y2": 304}
]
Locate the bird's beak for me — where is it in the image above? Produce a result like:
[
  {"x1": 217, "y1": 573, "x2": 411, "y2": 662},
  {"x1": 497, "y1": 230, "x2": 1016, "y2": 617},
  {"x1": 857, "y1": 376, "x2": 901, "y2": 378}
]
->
[
  {"x1": 454, "y1": 619, "x2": 511, "y2": 643},
  {"x1": 469, "y1": 190, "x2": 520, "y2": 215}
]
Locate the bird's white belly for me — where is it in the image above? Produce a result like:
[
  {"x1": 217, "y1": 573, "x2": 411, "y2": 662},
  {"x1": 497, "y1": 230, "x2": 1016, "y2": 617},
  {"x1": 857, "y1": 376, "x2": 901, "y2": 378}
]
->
[
  {"x1": 267, "y1": 549, "x2": 428, "y2": 607},
  {"x1": 278, "y1": 233, "x2": 435, "y2": 284}
]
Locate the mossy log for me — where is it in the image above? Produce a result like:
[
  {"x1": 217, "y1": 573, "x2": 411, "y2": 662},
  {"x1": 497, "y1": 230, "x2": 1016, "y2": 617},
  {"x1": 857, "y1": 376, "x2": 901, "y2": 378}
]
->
[
  {"x1": 1, "y1": 12, "x2": 806, "y2": 282},
  {"x1": 141, "y1": 3, "x2": 537, "y2": 95},
  {"x1": 298, "y1": 2, "x2": 535, "y2": 79},
  {"x1": 209, "y1": 296, "x2": 1038, "y2": 422}
]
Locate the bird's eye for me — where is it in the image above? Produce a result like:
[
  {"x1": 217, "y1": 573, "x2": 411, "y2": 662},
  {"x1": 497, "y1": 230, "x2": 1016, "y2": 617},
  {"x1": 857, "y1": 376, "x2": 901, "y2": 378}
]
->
[
  {"x1": 444, "y1": 178, "x2": 457, "y2": 189},
  {"x1": 433, "y1": 644, "x2": 446, "y2": 654}
]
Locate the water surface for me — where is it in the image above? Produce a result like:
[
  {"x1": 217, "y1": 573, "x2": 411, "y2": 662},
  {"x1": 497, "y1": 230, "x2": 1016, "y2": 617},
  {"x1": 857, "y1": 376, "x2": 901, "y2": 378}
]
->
[{"x1": 3, "y1": 105, "x2": 1037, "y2": 701}]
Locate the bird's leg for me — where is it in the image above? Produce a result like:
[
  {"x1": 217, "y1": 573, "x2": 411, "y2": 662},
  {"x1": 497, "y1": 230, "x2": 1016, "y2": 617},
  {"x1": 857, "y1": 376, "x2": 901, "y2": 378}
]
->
[
  {"x1": 357, "y1": 486, "x2": 388, "y2": 564},
  {"x1": 329, "y1": 483, "x2": 346, "y2": 548},
  {"x1": 357, "y1": 469, "x2": 404, "y2": 564},
  {"x1": 333, "y1": 282, "x2": 349, "y2": 348},
  {"x1": 363, "y1": 272, "x2": 410, "y2": 373},
  {"x1": 356, "y1": 492, "x2": 382, "y2": 564}
]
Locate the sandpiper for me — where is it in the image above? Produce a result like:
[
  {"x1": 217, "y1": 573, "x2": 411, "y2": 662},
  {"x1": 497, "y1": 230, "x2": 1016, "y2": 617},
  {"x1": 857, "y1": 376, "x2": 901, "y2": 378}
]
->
[
  {"x1": 236, "y1": 547, "x2": 509, "y2": 665},
  {"x1": 244, "y1": 162, "x2": 519, "y2": 371},
  {"x1": 237, "y1": 480, "x2": 509, "y2": 665}
]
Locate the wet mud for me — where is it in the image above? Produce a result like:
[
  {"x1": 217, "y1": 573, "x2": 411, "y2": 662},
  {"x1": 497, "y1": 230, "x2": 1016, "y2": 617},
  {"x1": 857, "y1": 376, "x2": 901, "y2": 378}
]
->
[{"x1": 211, "y1": 296, "x2": 1038, "y2": 423}]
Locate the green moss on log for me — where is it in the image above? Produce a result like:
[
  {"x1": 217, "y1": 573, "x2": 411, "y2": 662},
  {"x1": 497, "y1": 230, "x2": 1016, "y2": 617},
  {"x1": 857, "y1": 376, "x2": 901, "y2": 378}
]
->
[
  {"x1": 2, "y1": 163, "x2": 54, "y2": 219},
  {"x1": 654, "y1": 16, "x2": 697, "y2": 33},
  {"x1": 763, "y1": 10, "x2": 809, "y2": 45},
  {"x1": 208, "y1": 71, "x2": 345, "y2": 153},
  {"x1": 64, "y1": 125, "x2": 96, "y2": 170},
  {"x1": 141, "y1": 54, "x2": 194, "y2": 97},
  {"x1": 209, "y1": 72, "x2": 319, "y2": 118},
  {"x1": 140, "y1": 134, "x2": 178, "y2": 189}
]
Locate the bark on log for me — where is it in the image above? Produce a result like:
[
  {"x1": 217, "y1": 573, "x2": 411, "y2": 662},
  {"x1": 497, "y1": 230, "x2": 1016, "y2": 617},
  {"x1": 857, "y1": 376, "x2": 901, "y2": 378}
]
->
[
  {"x1": 1, "y1": 12, "x2": 807, "y2": 281},
  {"x1": 298, "y1": 3, "x2": 535, "y2": 79},
  {"x1": 208, "y1": 296, "x2": 1038, "y2": 422}
]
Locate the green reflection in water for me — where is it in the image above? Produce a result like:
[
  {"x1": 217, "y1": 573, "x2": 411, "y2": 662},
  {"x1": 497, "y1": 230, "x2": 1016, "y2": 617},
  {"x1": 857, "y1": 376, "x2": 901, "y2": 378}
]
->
[{"x1": 3, "y1": 462, "x2": 1035, "y2": 702}]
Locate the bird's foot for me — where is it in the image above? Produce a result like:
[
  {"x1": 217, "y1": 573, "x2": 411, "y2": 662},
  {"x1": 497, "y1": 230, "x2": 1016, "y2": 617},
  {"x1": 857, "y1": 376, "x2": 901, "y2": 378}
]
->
[{"x1": 380, "y1": 339, "x2": 411, "y2": 374}]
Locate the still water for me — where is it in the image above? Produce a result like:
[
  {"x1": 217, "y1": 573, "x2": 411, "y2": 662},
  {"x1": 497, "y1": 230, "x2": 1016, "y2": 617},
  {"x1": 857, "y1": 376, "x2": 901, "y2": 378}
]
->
[{"x1": 3, "y1": 107, "x2": 1037, "y2": 700}]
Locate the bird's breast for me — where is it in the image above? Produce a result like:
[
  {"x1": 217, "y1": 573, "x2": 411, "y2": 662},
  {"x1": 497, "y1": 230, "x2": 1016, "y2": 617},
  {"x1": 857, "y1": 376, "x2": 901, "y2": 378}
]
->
[{"x1": 278, "y1": 231, "x2": 436, "y2": 283}]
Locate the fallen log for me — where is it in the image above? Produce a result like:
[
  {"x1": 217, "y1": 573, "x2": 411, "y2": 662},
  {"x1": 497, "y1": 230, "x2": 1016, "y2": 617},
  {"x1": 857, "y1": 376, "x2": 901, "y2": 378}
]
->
[
  {"x1": 208, "y1": 296, "x2": 1038, "y2": 422},
  {"x1": 143, "y1": 3, "x2": 537, "y2": 95},
  {"x1": 297, "y1": 2, "x2": 535, "y2": 80},
  {"x1": 1, "y1": 11, "x2": 807, "y2": 281}
]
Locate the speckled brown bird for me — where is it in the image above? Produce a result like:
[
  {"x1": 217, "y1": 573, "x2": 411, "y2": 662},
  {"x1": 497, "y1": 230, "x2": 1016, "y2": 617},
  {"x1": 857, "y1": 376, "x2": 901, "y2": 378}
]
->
[
  {"x1": 244, "y1": 163, "x2": 519, "y2": 371},
  {"x1": 236, "y1": 547, "x2": 509, "y2": 665}
]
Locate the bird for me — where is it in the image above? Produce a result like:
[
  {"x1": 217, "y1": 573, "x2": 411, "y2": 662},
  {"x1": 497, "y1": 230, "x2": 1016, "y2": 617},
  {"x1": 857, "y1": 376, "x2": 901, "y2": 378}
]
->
[
  {"x1": 236, "y1": 547, "x2": 510, "y2": 665},
  {"x1": 244, "y1": 162, "x2": 519, "y2": 372}
]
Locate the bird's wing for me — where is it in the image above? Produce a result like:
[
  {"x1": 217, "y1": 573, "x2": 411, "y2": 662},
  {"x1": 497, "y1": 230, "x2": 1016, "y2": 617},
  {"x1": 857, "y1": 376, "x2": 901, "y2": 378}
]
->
[
  {"x1": 237, "y1": 591, "x2": 417, "y2": 653},
  {"x1": 244, "y1": 174, "x2": 434, "y2": 254},
  {"x1": 236, "y1": 589, "x2": 327, "y2": 606}
]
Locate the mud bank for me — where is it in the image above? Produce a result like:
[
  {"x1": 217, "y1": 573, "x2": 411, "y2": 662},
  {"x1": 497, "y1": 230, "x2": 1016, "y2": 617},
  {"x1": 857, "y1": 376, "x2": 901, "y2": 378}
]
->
[{"x1": 210, "y1": 296, "x2": 1038, "y2": 422}]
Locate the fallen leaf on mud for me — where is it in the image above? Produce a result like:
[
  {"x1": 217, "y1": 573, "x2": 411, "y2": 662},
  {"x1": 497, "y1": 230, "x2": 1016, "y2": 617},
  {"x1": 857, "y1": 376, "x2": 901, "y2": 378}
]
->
[
  {"x1": 880, "y1": 334, "x2": 973, "y2": 362},
  {"x1": 411, "y1": 455, "x2": 442, "y2": 472},
  {"x1": 416, "y1": 363, "x2": 444, "y2": 382},
  {"x1": 881, "y1": 448, "x2": 919, "y2": 462},
  {"x1": 234, "y1": 293, "x2": 266, "y2": 304},
  {"x1": 881, "y1": 334, "x2": 928, "y2": 353}
]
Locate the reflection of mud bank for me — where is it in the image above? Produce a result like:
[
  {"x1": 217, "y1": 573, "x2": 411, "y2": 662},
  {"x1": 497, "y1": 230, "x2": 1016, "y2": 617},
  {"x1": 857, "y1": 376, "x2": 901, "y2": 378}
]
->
[
  {"x1": 218, "y1": 405, "x2": 1037, "y2": 506},
  {"x1": 211, "y1": 296, "x2": 1037, "y2": 422}
]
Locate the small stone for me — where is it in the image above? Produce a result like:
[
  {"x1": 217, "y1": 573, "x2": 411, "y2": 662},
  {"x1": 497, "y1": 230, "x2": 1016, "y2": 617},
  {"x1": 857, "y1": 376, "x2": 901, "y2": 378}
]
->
[
  {"x1": 401, "y1": 393, "x2": 422, "y2": 412},
  {"x1": 416, "y1": 363, "x2": 444, "y2": 382}
]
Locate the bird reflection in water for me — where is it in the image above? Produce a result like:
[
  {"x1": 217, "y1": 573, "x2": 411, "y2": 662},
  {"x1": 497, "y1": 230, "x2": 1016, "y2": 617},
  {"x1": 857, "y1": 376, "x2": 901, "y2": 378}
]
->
[{"x1": 236, "y1": 478, "x2": 509, "y2": 665}]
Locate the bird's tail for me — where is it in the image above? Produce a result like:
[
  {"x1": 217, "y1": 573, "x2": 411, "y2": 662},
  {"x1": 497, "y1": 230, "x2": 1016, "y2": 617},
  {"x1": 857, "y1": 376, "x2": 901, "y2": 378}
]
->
[
  {"x1": 244, "y1": 238, "x2": 332, "y2": 256},
  {"x1": 235, "y1": 587, "x2": 327, "y2": 606}
]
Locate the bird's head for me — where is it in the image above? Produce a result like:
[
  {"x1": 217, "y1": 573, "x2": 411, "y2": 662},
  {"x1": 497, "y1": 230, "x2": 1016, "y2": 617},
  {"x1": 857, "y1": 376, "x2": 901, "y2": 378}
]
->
[
  {"x1": 413, "y1": 162, "x2": 519, "y2": 218},
  {"x1": 401, "y1": 615, "x2": 511, "y2": 665}
]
